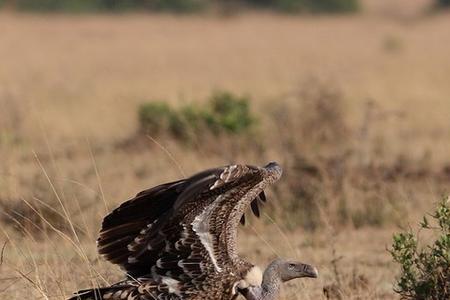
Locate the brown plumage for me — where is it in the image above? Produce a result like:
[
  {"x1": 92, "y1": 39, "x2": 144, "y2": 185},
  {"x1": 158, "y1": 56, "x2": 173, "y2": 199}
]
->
[{"x1": 69, "y1": 162, "x2": 282, "y2": 300}]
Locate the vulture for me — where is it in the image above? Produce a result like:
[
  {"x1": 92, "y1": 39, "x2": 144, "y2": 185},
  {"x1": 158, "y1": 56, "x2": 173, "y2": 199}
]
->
[{"x1": 69, "y1": 162, "x2": 317, "y2": 300}]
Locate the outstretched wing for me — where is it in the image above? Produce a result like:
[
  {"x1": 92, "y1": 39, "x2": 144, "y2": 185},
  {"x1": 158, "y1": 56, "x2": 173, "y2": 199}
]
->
[
  {"x1": 97, "y1": 168, "x2": 224, "y2": 275},
  {"x1": 97, "y1": 179, "x2": 191, "y2": 270},
  {"x1": 97, "y1": 162, "x2": 282, "y2": 282}
]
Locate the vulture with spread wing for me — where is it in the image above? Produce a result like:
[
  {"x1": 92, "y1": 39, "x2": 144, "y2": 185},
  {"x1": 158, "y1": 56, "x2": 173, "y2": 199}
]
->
[{"x1": 69, "y1": 162, "x2": 317, "y2": 300}]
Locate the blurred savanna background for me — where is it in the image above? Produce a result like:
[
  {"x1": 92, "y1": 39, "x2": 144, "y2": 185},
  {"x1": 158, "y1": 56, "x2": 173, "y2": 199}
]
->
[{"x1": 1, "y1": 0, "x2": 450, "y2": 299}]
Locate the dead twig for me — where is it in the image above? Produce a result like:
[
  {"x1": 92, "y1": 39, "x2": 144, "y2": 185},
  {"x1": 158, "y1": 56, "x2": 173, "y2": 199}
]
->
[{"x1": 0, "y1": 240, "x2": 8, "y2": 267}]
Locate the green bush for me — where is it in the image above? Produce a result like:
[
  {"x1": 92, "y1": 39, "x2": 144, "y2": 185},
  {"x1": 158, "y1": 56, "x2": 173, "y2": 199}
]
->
[
  {"x1": 150, "y1": 0, "x2": 207, "y2": 12},
  {"x1": 4, "y1": 0, "x2": 358, "y2": 13},
  {"x1": 12, "y1": 0, "x2": 208, "y2": 13},
  {"x1": 390, "y1": 197, "x2": 450, "y2": 299},
  {"x1": 243, "y1": 0, "x2": 359, "y2": 13},
  {"x1": 138, "y1": 102, "x2": 174, "y2": 135},
  {"x1": 209, "y1": 91, "x2": 254, "y2": 134},
  {"x1": 15, "y1": 0, "x2": 104, "y2": 12},
  {"x1": 306, "y1": 0, "x2": 358, "y2": 13},
  {"x1": 138, "y1": 91, "x2": 255, "y2": 141}
]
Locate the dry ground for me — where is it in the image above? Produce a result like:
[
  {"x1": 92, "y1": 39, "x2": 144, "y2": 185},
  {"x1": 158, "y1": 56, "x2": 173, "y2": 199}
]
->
[{"x1": 1, "y1": 2, "x2": 450, "y2": 299}]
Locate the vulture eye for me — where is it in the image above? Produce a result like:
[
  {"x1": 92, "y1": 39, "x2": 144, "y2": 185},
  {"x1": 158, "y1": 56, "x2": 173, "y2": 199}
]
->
[{"x1": 288, "y1": 263, "x2": 296, "y2": 270}]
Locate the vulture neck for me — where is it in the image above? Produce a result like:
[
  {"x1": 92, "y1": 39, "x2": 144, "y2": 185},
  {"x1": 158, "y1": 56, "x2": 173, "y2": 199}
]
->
[{"x1": 244, "y1": 260, "x2": 283, "y2": 300}]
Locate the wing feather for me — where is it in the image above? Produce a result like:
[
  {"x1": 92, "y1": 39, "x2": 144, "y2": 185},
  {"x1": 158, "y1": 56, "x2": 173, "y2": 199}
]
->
[
  {"x1": 97, "y1": 163, "x2": 282, "y2": 281},
  {"x1": 250, "y1": 200, "x2": 260, "y2": 218}
]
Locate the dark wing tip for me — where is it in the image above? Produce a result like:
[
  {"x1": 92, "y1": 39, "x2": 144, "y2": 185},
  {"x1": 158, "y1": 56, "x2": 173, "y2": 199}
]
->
[
  {"x1": 250, "y1": 199, "x2": 260, "y2": 218},
  {"x1": 258, "y1": 191, "x2": 266, "y2": 202}
]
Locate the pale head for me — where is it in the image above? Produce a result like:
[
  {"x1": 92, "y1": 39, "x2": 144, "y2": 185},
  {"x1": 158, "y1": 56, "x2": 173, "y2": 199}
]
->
[
  {"x1": 271, "y1": 258, "x2": 318, "y2": 282},
  {"x1": 239, "y1": 259, "x2": 318, "y2": 300}
]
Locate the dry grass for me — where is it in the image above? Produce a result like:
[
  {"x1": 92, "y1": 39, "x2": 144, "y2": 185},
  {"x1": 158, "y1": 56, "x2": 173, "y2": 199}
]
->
[{"x1": 1, "y1": 3, "x2": 450, "y2": 299}]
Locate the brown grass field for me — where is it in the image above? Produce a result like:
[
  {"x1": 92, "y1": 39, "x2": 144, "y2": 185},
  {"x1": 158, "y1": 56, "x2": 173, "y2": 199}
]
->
[{"x1": 1, "y1": 1, "x2": 450, "y2": 299}]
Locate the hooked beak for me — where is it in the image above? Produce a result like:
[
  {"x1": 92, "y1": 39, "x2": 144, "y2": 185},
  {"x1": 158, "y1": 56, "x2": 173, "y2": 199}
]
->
[{"x1": 302, "y1": 263, "x2": 319, "y2": 278}]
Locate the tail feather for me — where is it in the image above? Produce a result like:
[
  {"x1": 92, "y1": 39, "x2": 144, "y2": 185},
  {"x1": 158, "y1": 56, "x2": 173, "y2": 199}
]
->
[
  {"x1": 67, "y1": 286, "x2": 133, "y2": 300},
  {"x1": 67, "y1": 288, "x2": 102, "y2": 300}
]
